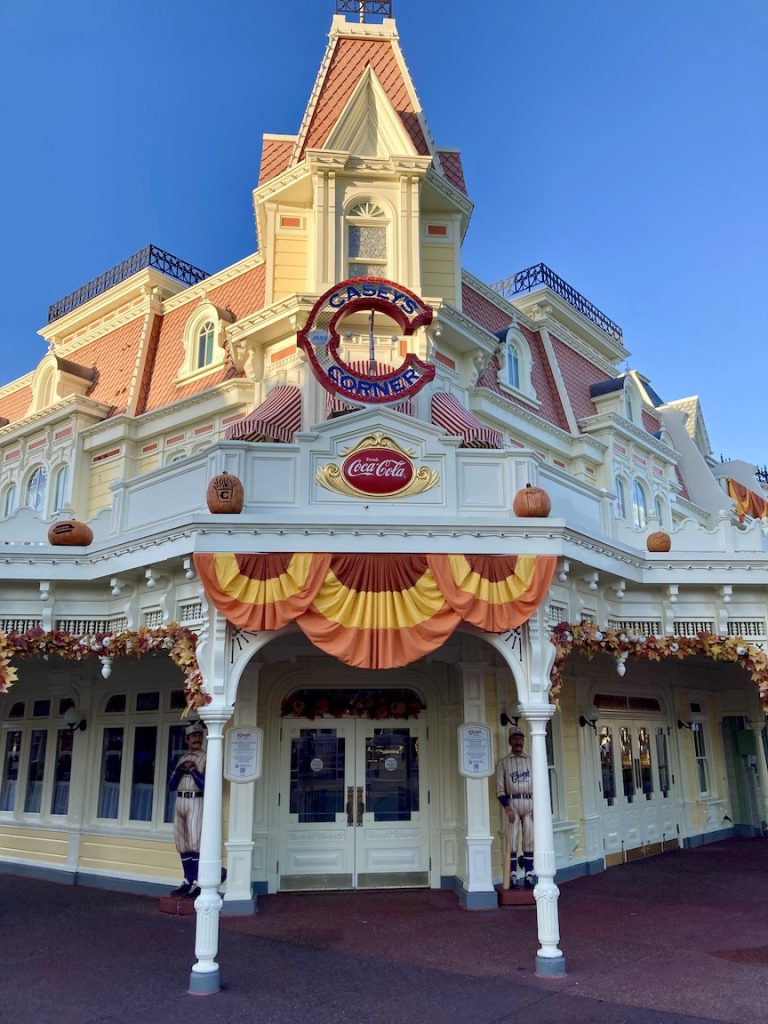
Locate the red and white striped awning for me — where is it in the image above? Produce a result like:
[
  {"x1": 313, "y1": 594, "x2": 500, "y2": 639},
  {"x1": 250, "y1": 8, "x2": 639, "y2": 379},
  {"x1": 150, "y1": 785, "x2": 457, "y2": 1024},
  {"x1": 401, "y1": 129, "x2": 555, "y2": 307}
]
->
[
  {"x1": 225, "y1": 386, "x2": 302, "y2": 443},
  {"x1": 324, "y1": 361, "x2": 414, "y2": 418},
  {"x1": 431, "y1": 391, "x2": 504, "y2": 449}
]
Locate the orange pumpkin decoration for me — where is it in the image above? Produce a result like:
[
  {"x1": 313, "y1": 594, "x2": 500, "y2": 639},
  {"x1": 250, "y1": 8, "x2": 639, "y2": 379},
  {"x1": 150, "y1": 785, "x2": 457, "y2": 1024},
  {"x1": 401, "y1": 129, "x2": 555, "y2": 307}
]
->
[
  {"x1": 206, "y1": 473, "x2": 244, "y2": 514},
  {"x1": 47, "y1": 519, "x2": 94, "y2": 546},
  {"x1": 513, "y1": 483, "x2": 551, "y2": 518},
  {"x1": 647, "y1": 531, "x2": 671, "y2": 552}
]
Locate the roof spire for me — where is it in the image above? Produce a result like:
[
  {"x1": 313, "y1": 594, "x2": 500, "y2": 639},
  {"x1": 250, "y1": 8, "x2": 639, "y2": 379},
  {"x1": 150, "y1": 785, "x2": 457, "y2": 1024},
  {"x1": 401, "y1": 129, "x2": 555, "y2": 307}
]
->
[{"x1": 335, "y1": 1, "x2": 392, "y2": 23}]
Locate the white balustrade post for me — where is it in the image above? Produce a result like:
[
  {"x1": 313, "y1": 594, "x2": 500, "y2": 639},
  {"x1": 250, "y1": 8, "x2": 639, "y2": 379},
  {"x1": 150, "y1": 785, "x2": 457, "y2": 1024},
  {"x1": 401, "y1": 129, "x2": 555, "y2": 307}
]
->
[
  {"x1": 188, "y1": 704, "x2": 234, "y2": 995},
  {"x1": 525, "y1": 705, "x2": 566, "y2": 976}
]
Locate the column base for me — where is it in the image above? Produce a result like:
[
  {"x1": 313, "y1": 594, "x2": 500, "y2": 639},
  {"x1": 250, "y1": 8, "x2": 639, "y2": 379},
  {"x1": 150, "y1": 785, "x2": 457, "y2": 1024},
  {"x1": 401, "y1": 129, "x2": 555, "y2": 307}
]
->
[
  {"x1": 188, "y1": 969, "x2": 220, "y2": 995},
  {"x1": 535, "y1": 954, "x2": 566, "y2": 977}
]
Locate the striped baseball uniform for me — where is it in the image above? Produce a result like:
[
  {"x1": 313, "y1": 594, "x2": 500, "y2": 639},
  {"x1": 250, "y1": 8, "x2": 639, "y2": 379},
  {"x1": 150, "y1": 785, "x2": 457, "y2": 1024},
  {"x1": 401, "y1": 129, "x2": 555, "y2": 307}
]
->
[
  {"x1": 496, "y1": 745, "x2": 534, "y2": 883},
  {"x1": 169, "y1": 750, "x2": 206, "y2": 856}
]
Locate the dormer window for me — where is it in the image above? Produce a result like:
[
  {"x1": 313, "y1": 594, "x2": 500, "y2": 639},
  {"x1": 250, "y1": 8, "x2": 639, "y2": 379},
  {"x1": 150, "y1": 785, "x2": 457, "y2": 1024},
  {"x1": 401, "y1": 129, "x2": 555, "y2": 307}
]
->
[
  {"x1": 496, "y1": 327, "x2": 537, "y2": 404},
  {"x1": 179, "y1": 302, "x2": 231, "y2": 383},
  {"x1": 347, "y1": 201, "x2": 388, "y2": 278},
  {"x1": 197, "y1": 321, "x2": 215, "y2": 369}
]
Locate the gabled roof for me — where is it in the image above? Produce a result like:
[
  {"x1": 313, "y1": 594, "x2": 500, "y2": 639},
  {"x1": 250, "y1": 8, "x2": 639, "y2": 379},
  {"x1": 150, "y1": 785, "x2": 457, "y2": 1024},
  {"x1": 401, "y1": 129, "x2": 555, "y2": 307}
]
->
[{"x1": 292, "y1": 24, "x2": 431, "y2": 164}]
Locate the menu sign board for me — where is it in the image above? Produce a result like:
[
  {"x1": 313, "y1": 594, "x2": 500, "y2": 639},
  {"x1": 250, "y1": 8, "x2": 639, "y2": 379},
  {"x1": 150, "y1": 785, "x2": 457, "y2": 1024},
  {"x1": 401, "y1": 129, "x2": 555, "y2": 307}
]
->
[
  {"x1": 457, "y1": 723, "x2": 494, "y2": 778},
  {"x1": 224, "y1": 726, "x2": 263, "y2": 783}
]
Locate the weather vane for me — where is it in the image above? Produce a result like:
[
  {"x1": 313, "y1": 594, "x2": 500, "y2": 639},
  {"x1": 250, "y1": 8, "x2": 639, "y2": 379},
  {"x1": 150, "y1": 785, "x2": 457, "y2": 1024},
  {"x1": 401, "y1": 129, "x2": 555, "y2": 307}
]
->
[{"x1": 335, "y1": 1, "x2": 393, "y2": 22}]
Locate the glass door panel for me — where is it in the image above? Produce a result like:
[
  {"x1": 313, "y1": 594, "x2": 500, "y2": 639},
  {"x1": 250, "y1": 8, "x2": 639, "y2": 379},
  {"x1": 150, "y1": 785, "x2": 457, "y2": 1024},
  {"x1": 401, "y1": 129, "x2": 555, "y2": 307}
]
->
[
  {"x1": 290, "y1": 729, "x2": 346, "y2": 823},
  {"x1": 365, "y1": 728, "x2": 419, "y2": 822}
]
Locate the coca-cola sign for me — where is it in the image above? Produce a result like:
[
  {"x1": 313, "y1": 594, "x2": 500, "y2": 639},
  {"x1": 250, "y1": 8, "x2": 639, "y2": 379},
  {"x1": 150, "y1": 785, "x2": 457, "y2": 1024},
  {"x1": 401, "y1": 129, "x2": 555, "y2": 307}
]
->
[{"x1": 342, "y1": 447, "x2": 414, "y2": 495}]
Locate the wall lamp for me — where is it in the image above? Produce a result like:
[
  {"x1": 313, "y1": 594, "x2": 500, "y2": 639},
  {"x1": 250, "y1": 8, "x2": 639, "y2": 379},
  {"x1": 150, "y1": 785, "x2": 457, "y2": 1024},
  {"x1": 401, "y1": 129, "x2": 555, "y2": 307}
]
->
[
  {"x1": 579, "y1": 707, "x2": 599, "y2": 731},
  {"x1": 500, "y1": 702, "x2": 523, "y2": 728},
  {"x1": 677, "y1": 719, "x2": 699, "y2": 731},
  {"x1": 63, "y1": 706, "x2": 87, "y2": 732}
]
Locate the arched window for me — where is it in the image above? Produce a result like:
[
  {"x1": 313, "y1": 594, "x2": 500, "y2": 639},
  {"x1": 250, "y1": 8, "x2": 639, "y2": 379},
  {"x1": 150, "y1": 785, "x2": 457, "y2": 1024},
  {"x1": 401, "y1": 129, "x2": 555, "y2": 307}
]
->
[
  {"x1": 631, "y1": 479, "x2": 648, "y2": 529},
  {"x1": 196, "y1": 321, "x2": 215, "y2": 369},
  {"x1": 615, "y1": 478, "x2": 627, "y2": 520},
  {"x1": 26, "y1": 467, "x2": 48, "y2": 515},
  {"x1": 507, "y1": 343, "x2": 520, "y2": 389},
  {"x1": 347, "y1": 201, "x2": 388, "y2": 277},
  {"x1": 654, "y1": 496, "x2": 665, "y2": 525},
  {"x1": 38, "y1": 369, "x2": 55, "y2": 410},
  {"x1": 2, "y1": 484, "x2": 16, "y2": 519},
  {"x1": 52, "y1": 466, "x2": 69, "y2": 513}
]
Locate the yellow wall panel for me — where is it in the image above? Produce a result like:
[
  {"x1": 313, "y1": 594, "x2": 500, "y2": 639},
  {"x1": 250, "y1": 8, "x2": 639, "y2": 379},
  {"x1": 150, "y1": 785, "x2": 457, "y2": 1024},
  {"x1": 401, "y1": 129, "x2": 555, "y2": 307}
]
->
[
  {"x1": 86, "y1": 460, "x2": 123, "y2": 518},
  {"x1": 0, "y1": 826, "x2": 69, "y2": 863},
  {"x1": 273, "y1": 236, "x2": 307, "y2": 300},
  {"x1": 421, "y1": 243, "x2": 456, "y2": 303}
]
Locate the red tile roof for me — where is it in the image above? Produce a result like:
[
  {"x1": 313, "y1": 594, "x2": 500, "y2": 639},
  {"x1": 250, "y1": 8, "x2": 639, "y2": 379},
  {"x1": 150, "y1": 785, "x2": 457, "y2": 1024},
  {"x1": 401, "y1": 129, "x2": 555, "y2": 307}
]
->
[
  {"x1": 66, "y1": 317, "x2": 146, "y2": 415},
  {"x1": 549, "y1": 334, "x2": 612, "y2": 422},
  {"x1": 437, "y1": 151, "x2": 467, "y2": 195},
  {"x1": 0, "y1": 383, "x2": 33, "y2": 424},
  {"x1": 461, "y1": 282, "x2": 511, "y2": 334},
  {"x1": 259, "y1": 137, "x2": 294, "y2": 186},
  {"x1": 298, "y1": 37, "x2": 429, "y2": 160},
  {"x1": 642, "y1": 409, "x2": 661, "y2": 434},
  {"x1": 139, "y1": 263, "x2": 265, "y2": 414},
  {"x1": 675, "y1": 464, "x2": 691, "y2": 501}
]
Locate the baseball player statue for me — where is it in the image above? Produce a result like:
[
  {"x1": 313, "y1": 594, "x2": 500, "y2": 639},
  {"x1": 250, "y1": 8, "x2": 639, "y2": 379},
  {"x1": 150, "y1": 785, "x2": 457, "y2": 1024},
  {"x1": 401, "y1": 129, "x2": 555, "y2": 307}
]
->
[
  {"x1": 168, "y1": 721, "x2": 206, "y2": 898},
  {"x1": 496, "y1": 728, "x2": 534, "y2": 889}
]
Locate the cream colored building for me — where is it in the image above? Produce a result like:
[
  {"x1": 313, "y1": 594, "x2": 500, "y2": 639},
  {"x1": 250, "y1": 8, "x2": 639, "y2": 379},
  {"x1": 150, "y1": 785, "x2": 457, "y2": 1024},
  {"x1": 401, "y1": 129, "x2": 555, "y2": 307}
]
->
[{"x1": 1, "y1": 7, "x2": 768, "y2": 991}]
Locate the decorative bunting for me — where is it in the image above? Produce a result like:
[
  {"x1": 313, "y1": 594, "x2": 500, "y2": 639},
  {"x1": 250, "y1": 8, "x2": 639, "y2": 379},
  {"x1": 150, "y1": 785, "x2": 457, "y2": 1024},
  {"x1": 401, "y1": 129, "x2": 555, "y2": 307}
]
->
[{"x1": 194, "y1": 551, "x2": 556, "y2": 670}]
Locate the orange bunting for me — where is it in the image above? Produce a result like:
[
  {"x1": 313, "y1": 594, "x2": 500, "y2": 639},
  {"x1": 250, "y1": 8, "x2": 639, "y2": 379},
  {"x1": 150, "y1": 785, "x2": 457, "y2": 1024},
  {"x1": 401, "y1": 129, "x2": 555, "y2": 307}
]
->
[
  {"x1": 194, "y1": 551, "x2": 556, "y2": 669},
  {"x1": 727, "y1": 479, "x2": 768, "y2": 523}
]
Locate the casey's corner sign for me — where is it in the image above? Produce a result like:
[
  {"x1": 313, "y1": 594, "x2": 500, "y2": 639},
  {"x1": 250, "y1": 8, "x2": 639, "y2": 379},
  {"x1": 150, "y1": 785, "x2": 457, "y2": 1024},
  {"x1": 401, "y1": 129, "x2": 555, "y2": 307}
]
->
[{"x1": 297, "y1": 277, "x2": 435, "y2": 404}]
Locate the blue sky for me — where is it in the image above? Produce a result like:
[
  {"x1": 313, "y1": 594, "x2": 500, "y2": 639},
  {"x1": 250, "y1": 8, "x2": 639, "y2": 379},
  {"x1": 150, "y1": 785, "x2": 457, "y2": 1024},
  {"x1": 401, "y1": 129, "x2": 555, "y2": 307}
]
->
[{"x1": 1, "y1": 1, "x2": 766, "y2": 466}]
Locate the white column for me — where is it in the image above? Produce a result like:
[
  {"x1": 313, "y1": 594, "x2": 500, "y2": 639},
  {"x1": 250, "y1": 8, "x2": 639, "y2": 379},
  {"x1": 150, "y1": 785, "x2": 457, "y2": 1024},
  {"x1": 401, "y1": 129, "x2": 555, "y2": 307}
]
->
[
  {"x1": 223, "y1": 665, "x2": 261, "y2": 913},
  {"x1": 524, "y1": 703, "x2": 566, "y2": 976},
  {"x1": 749, "y1": 717, "x2": 768, "y2": 829},
  {"x1": 188, "y1": 704, "x2": 234, "y2": 995},
  {"x1": 459, "y1": 663, "x2": 496, "y2": 907}
]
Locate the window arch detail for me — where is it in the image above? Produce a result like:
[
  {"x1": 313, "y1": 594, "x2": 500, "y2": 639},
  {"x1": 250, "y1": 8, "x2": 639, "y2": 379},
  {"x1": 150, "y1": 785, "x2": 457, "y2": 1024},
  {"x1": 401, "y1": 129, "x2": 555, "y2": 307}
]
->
[
  {"x1": 615, "y1": 476, "x2": 627, "y2": 520},
  {"x1": 631, "y1": 478, "x2": 648, "y2": 529},
  {"x1": 344, "y1": 197, "x2": 391, "y2": 279},
  {"x1": 180, "y1": 302, "x2": 230, "y2": 381},
  {"x1": 497, "y1": 327, "x2": 537, "y2": 403}
]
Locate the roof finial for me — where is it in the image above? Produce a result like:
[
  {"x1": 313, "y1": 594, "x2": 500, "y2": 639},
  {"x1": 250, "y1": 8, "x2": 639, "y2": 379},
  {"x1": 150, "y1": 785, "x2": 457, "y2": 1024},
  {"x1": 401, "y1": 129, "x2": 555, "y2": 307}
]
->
[{"x1": 335, "y1": 1, "x2": 392, "y2": 23}]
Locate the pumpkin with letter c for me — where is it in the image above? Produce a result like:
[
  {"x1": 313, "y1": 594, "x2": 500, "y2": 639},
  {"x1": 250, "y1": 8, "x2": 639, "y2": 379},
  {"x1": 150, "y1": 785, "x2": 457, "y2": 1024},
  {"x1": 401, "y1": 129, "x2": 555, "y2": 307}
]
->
[
  {"x1": 513, "y1": 483, "x2": 551, "y2": 518},
  {"x1": 47, "y1": 520, "x2": 94, "y2": 546},
  {"x1": 646, "y1": 531, "x2": 671, "y2": 552},
  {"x1": 206, "y1": 473, "x2": 245, "y2": 514}
]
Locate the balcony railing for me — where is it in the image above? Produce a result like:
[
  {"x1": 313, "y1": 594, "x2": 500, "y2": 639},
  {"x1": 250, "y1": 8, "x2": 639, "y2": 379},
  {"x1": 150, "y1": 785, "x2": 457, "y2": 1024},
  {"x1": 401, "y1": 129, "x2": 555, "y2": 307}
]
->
[
  {"x1": 491, "y1": 262, "x2": 623, "y2": 343},
  {"x1": 48, "y1": 245, "x2": 209, "y2": 323}
]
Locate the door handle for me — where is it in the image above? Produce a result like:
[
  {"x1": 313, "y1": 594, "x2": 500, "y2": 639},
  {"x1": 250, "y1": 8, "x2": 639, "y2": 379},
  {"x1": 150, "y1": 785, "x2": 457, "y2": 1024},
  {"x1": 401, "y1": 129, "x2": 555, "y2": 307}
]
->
[
  {"x1": 346, "y1": 786, "x2": 354, "y2": 826},
  {"x1": 356, "y1": 785, "x2": 364, "y2": 826}
]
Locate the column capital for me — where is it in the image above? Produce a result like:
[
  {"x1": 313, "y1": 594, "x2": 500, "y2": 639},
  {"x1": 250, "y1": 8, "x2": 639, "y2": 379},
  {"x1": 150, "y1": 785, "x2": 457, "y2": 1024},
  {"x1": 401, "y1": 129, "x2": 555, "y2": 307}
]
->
[{"x1": 199, "y1": 705, "x2": 235, "y2": 731}]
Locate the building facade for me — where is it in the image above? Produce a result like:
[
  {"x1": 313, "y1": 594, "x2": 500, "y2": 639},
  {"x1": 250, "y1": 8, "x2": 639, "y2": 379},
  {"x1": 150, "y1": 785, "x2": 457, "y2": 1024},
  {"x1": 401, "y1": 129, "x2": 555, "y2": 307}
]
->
[{"x1": 2, "y1": 6, "x2": 768, "y2": 990}]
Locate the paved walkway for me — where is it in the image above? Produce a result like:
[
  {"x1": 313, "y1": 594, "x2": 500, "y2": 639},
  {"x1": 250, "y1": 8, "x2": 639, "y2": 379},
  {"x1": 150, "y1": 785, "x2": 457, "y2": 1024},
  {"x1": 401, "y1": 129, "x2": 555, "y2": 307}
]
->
[{"x1": 3, "y1": 838, "x2": 767, "y2": 1024}]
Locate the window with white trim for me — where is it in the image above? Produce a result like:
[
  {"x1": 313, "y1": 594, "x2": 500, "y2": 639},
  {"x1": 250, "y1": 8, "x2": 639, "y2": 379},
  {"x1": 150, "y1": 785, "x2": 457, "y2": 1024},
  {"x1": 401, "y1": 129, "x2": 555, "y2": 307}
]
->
[
  {"x1": 0, "y1": 697, "x2": 75, "y2": 818},
  {"x1": 2, "y1": 484, "x2": 16, "y2": 519},
  {"x1": 631, "y1": 479, "x2": 648, "y2": 529},
  {"x1": 615, "y1": 477, "x2": 627, "y2": 520},
  {"x1": 180, "y1": 303, "x2": 228, "y2": 382},
  {"x1": 497, "y1": 326, "x2": 536, "y2": 402},
  {"x1": 346, "y1": 201, "x2": 388, "y2": 278},
  {"x1": 52, "y1": 466, "x2": 69, "y2": 513},
  {"x1": 196, "y1": 321, "x2": 215, "y2": 369},
  {"x1": 95, "y1": 686, "x2": 190, "y2": 827},
  {"x1": 692, "y1": 723, "x2": 710, "y2": 795},
  {"x1": 25, "y1": 466, "x2": 48, "y2": 515}
]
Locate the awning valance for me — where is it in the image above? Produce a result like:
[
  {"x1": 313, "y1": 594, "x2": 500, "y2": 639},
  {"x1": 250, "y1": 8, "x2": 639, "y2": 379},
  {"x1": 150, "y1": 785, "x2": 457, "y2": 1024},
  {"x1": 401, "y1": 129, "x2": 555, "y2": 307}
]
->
[
  {"x1": 431, "y1": 391, "x2": 504, "y2": 449},
  {"x1": 194, "y1": 552, "x2": 556, "y2": 670},
  {"x1": 225, "y1": 385, "x2": 302, "y2": 443}
]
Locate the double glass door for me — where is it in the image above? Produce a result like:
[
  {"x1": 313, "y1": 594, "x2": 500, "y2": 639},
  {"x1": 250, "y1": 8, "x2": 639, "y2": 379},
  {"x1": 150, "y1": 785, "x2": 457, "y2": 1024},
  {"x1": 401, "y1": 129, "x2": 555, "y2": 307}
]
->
[
  {"x1": 279, "y1": 718, "x2": 428, "y2": 890},
  {"x1": 596, "y1": 719, "x2": 679, "y2": 862}
]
